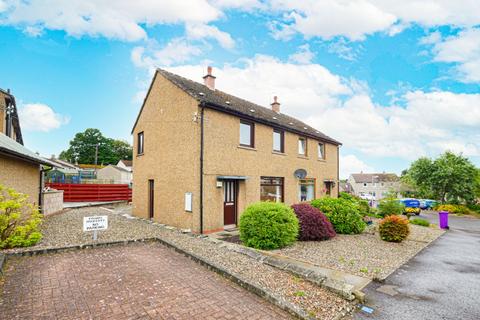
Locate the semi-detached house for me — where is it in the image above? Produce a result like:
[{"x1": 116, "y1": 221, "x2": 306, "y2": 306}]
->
[{"x1": 131, "y1": 67, "x2": 342, "y2": 234}]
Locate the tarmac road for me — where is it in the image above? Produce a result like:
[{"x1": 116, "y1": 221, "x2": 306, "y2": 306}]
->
[{"x1": 355, "y1": 211, "x2": 480, "y2": 320}]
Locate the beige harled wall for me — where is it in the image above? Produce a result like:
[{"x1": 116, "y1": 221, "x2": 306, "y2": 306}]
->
[
  {"x1": 0, "y1": 91, "x2": 6, "y2": 134},
  {"x1": 132, "y1": 72, "x2": 339, "y2": 233},
  {"x1": 0, "y1": 155, "x2": 40, "y2": 205},
  {"x1": 132, "y1": 73, "x2": 201, "y2": 231},
  {"x1": 202, "y1": 108, "x2": 339, "y2": 232}
]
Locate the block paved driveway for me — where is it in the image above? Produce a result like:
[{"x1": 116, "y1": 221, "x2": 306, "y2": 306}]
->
[{"x1": 0, "y1": 243, "x2": 292, "y2": 320}]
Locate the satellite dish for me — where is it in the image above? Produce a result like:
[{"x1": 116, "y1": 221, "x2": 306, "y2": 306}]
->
[{"x1": 294, "y1": 169, "x2": 307, "y2": 179}]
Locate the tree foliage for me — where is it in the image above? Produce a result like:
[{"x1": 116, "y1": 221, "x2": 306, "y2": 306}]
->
[
  {"x1": 403, "y1": 152, "x2": 479, "y2": 204},
  {"x1": 59, "y1": 128, "x2": 132, "y2": 165}
]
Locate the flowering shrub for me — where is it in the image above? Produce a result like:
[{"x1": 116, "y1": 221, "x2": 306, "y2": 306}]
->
[
  {"x1": 239, "y1": 202, "x2": 299, "y2": 250},
  {"x1": 0, "y1": 185, "x2": 43, "y2": 249},
  {"x1": 291, "y1": 203, "x2": 336, "y2": 241},
  {"x1": 310, "y1": 198, "x2": 366, "y2": 234},
  {"x1": 379, "y1": 215, "x2": 410, "y2": 243},
  {"x1": 405, "y1": 207, "x2": 421, "y2": 215},
  {"x1": 435, "y1": 204, "x2": 474, "y2": 214}
]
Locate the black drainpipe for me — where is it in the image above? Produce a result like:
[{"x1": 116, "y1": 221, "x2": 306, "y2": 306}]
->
[{"x1": 199, "y1": 102, "x2": 205, "y2": 234}]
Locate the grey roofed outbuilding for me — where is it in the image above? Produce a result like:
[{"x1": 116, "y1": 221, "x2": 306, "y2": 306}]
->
[
  {"x1": 0, "y1": 132, "x2": 57, "y2": 166},
  {"x1": 132, "y1": 68, "x2": 341, "y2": 146}
]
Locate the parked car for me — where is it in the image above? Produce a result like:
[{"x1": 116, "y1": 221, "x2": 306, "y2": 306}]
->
[
  {"x1": 359, "y1": 193, "x2": 375, "y2": 201},
  {"x1": 399, "y1": 198, "x2": 421, "y2": 215},
  {"x1": 419, "y1": 199, "x2": 438, "y2": 210}
]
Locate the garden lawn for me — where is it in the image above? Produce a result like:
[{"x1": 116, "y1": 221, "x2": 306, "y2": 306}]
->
[{"x1": 272, "y1": 223, "x2": 444, "y2": 280}]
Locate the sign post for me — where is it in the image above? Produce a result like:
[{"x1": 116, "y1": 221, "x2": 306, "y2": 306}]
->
[{"x1": 83, "y1": 216, "x2": 108, "y2": 240}]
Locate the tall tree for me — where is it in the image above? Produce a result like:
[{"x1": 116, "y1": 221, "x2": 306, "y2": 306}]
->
[
  {"x1": 59, "y1": 128, "x2": 132, "y2": 165},
  {"x1": 404, "y1": 152, "x2": 479, "y2": 204}
]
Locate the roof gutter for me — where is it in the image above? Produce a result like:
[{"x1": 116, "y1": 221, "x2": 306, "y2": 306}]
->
[
  {"x1": 202, "y1": 101, "x2": 342, "y2": 146},
  {"x1": 0, "y1": 147, "x2": 54, "y2": 166}
]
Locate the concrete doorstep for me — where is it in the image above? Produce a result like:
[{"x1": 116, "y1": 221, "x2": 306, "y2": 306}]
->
[{"x1": 227, "y1": 244, "x2": 371, "y2": 302}]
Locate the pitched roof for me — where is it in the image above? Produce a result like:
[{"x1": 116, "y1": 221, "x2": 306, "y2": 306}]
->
[
  {"x1": 0, "y1": 133, "x2": 56, "y2": 166},
  {"x1": 132, "y1": 69, "x2": 341, "y2": 145},
  {"x1": 350, "y1": 173, "x2": 399, "y2": 183},
  {"x1": 119, "y1": 159, "x2": 132, "y2": 167}
]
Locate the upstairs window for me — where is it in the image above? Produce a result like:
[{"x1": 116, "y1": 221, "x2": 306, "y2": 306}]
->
[
  {"x1": 298, "y1": 137, "x2": 307, "y2": 155},
  {"x1": 318, "y1": 142, "x2": 325, "y2": 159},
  {"x1": 240, "y1": 120, "x2": 254, "y2": 147},
  {"x1": 137, "y1": 131, "x2": 144, "y2": 155},
  {"x1": 273, "y1": 129, "x2": 284, "y2": 153}
]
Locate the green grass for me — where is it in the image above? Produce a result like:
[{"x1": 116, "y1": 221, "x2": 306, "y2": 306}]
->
[
  {"x1": 293, "y1": 291, "x2": 306, "y2": 297},
  {"x1": 410, "y1": 218, "x2": 430, "y2": 227}
]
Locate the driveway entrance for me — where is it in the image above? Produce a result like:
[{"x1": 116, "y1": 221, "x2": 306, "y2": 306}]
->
[
  {"x1": 0, "y1": 243, "x2": 291, "y2": 319},
  {"x1": 356, "y1": 212, "x2": 480, "y2": 320}
]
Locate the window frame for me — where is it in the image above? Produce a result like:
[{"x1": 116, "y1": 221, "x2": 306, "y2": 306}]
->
[
  {"x1": 239, "y1": 120, "x2": 255, "y2": 148},
  {"x1": 318, "y1": 142, "x2": 325, "y2": 160},
  {"x1": 298, "y1": 136, "x2": 307, "y2": 156},
  {"x1": 137, "y1": 131, "x2": 144, "y2": 155},
  {"x1": 298, "y1": 178, "x2": 316, "y2": 202},
  {"x1": 272, "y1": 129, "x2": 284, "y2": 153},
  {"x1": 260, "y1": 176, "x2": 284, "y2": 203}
]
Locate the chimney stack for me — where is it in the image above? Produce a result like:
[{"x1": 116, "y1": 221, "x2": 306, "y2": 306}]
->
[
  {"x1": 203, "y1": 66, "x2": 216, "y2": 90},
  {"x1": 271, "y1": 96, "x2": 280, "y2": 113}
]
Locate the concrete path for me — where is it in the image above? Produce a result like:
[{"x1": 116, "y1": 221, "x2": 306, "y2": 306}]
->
[{"x1": 356, "y1": 212, "x2": 480, "y2": 320}]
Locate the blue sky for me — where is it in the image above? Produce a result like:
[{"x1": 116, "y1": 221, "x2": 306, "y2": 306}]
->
[{"x1": 0, "y1": 1, "x2": 479, "y2": 178}]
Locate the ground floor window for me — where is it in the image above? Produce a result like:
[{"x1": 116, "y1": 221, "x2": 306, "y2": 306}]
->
[
  {"x1": 260, "y1": 177, "x2": 284, "y2": 202},
  {"x1": 299, "y1": 178, "x2": 315, "y2": 201}
]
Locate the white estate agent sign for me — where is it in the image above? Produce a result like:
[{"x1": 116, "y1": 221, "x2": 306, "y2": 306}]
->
[{"x1": 83, "y1": 216, "x2": 108, "y2": 232}]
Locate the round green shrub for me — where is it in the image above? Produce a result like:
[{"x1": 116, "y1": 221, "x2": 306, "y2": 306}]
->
[
  {"x1": 339, "y1": 192, "x2": 370, "y2": 216},
  {"x1": 310, "y1": 198, "x2": 366, "y2": 234},
  {"x1": 377, "y1": 198, "x2": 405, "y2": 217},
  {"x1": 239, "y1": 202, "x2": 299, "y2": 250},
  {"x1": 379, "y1": 215, "x2": 410, "y2": 242}
]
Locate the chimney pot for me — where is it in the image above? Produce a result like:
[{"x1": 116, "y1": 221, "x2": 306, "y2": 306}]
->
[
  {"x1": 203, "y1": 66, "x2": 216, "y2": 90},
  {"x1": 271, "y1": 96, "x2": 280, "y2": 113}
]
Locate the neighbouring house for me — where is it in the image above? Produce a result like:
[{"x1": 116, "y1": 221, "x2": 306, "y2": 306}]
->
[
  {"x1": 131, "y1": 67, "x2": 341, "y2": 234},
  {"x1": 0, "y1": 131, "x2": 54, "y2": 208},
  {"x1": 348, "y1": 172, "x2": 400, "y2": 200},
  {"x1": 46, "y1": 157, "x2": 81, "y2": 183},
  {"x1": 117, "y1": 159, "x2": 132, "y2": 172},
  {"x1": 97, "y1": 164, "x2": 133, "y2": 185},
  {"x1": 0, "y1": 88, "x2": 23, "y2": 144},
  {"x1": 339, "y1": 180, "x2": 353, "y2": 194}
]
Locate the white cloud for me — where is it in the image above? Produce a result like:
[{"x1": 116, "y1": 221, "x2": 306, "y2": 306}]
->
[
  {"x1": 186, "y1": 23, "x2": 235, "y2": 49},
  {"x1": 327, "y1": 38, "x2": 359, "y2": 61},
  {"x1": 430, "y1": 28, "x2": 480, "y2": 83},
  {"x1": 166, "y1": 55, "x2": 351, "y2": 118},
  {"x1": 132, "y1": 39, "x2": 203, "y2": 70},
  {"x1": 340, "y1": 154, "x2": 374, "y2": 179},
  {"x1": 19, "y1": 103, "x2": 69, "y2": 132},
  {"x1": 268, "y1": 0, "x2": 480, "y2": 41},
  {"x1": 1, "y1": 0, "x2": 221, "y2": 41},
  {"x1": 0, "y1": 0, "x2": 7, "y2": 13},
  {"x1": 288, "y1": 44, "x2": 314, "y2": 64}
]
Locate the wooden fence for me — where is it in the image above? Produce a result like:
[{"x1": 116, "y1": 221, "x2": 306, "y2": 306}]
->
[{"x1": 46, "y1": 183, "x2": 132, "y2": 202}]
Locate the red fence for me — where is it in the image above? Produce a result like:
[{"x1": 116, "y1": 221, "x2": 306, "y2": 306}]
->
[{"x1": 47, "y1": 183, "x2": 132, "y2": 202}]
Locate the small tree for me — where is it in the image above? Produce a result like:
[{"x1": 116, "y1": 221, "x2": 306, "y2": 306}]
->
[{"x1": 0, "y1": 185, "x2": 43, "y2": 249}]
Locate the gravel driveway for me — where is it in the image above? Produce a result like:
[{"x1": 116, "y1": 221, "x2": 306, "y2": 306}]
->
[
  {"x1": 273, "y1": 222, "x2": 444, "y2": 280},
  {"x1": 1, "y1": 205, "x2": 353, "y2": 320}
]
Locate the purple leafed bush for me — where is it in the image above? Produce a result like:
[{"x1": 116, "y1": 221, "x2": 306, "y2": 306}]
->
[{"x1": 291, "y1": 203, "x2": 336, "y2": 241}]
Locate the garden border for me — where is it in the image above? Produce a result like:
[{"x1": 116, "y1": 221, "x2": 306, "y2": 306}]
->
[{"x1": 0, "y1": 237, "x2": 316, "y2": 320}]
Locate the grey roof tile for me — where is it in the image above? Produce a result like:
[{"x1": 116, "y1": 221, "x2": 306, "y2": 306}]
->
[{"x1": 156, "y1": 69, "x2": 341, "y2": 145}]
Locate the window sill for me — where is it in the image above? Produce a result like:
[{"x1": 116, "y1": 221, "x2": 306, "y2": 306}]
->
[
  {"x1": 136, "y1": 153, "x2": 144, "y2": 157},
  {"x1": 272, "y1": 151, "x2": 286, "y2": 156},
  {"x1": 297, "y1": 155, "x2": 309, "y2": 159},
  {"x1": 238, "y1": 145, "x2": 256, "y2": 151},
  {"x1": 317, "y1": 158, "x2": 326, "y2": 162}
]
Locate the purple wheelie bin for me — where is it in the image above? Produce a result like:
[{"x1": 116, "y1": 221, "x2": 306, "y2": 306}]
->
[{"x1": 439, "y1": 211, "x2": 449, "y2": 229}]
